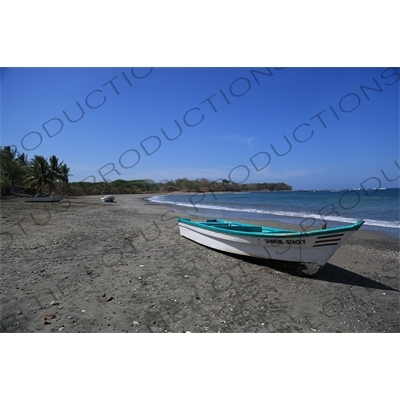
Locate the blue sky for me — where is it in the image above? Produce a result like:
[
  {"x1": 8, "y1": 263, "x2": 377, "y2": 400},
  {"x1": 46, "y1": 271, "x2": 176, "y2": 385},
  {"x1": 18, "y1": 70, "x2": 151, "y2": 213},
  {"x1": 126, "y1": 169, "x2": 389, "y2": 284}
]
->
[{"x1": 1, "y1": 67, "x2": 398, "y2": 189}]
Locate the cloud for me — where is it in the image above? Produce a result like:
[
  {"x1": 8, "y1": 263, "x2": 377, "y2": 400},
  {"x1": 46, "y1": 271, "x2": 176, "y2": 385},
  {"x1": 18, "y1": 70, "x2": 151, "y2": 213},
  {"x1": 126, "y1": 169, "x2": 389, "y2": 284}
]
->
[
  {"x1": 128, "y1": 166, "x2": 230, "y2": 182},
  {"x1": 254, "y1": 165, "x2": 336, "y2": 181},
  {"x1": 220, "y1": 135, "x2": 256, "y2": 151}
]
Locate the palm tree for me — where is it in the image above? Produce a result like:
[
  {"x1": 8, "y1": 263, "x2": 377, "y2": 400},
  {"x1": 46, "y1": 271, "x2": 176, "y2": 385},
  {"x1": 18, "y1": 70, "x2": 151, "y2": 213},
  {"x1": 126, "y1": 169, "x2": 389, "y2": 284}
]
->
[
  {"x1": 0, "y1": 146, "x2": 29, "y2": 192},
  {"x1": 48, "y1": 155, "x2": 63, "y2": 194},
  {"x1": 17, "y1": 153, "x2": 29, "y2": 166},
  {"x1": 59, "y1": 163, "x2": 71, "y2": 195},
  {"x1": 25, "y1": 155, "x2": 52, "y2": 194}
]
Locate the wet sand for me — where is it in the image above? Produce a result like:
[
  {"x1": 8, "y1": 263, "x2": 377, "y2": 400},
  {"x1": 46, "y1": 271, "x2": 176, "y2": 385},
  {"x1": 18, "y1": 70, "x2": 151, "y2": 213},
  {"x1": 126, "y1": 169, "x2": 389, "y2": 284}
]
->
[{"x1": 1, "y1": 194, "x2": 399, "y2": 333}]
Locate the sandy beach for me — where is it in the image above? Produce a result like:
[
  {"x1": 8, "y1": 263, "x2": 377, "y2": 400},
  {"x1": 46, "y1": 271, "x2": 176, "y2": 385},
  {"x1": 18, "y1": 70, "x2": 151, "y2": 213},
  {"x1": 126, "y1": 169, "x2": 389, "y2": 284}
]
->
[{"x1": 1, "y1": 194, "x2": 399, "y2": 333}]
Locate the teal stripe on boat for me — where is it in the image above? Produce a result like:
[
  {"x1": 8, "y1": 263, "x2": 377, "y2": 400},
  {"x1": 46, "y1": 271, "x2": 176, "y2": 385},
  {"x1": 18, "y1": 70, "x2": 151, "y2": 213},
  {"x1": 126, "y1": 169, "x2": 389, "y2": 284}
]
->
[{"x1": 177, "y1": 218, "x2": 364, "y2": 238}]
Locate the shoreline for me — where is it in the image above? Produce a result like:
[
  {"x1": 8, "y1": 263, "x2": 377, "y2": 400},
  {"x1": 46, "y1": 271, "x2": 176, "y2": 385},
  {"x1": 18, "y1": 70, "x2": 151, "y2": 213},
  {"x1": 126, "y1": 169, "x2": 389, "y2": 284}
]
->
[
  {"x1": 1, "y1": 194, "x2": 399, "y2": 333},
  {"x1": 143, "y1": 192, "x2": 400, "y2": 239}
]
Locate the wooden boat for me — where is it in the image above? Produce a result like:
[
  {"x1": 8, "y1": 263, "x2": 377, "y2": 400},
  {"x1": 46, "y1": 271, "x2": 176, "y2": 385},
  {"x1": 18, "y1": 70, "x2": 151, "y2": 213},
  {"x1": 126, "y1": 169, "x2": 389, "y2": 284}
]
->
[
  {"x1": 177, "y1": 218, "x2": 365, "y2": 275},
  {"x1": 24, "y1": 195, "x2": 65, "y2": 203},
  {"x1": 101, "y1": 191, "x2": 115, "y2": 202}
]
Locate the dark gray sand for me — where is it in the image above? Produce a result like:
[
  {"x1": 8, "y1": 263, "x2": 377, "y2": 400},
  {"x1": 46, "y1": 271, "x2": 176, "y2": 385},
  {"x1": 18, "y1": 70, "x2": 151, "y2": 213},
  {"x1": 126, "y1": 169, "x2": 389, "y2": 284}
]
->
[{"x1": 1, "y1": 194, "x2": 399, "y2": 333}]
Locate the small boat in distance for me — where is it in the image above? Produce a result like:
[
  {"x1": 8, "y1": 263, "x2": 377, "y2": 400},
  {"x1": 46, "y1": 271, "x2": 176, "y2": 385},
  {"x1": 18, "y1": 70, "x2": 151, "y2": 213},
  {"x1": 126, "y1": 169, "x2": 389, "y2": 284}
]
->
[
  {"x1": 101, "y1": 191, "x2": 115, "y2": 202},
  {"x1": 24, "y1": 193, "x2": 65, "y2": 202},
  {"x1": 177, "y1": 218, "x2": 365, "y2": 275}
]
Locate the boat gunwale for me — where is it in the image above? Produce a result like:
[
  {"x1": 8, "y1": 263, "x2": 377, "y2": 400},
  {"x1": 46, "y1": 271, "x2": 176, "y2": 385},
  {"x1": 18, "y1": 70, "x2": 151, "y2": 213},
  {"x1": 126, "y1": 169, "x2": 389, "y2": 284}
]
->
[{"x1": 177, "y1": 218, "x2": 365, "y2": 238}]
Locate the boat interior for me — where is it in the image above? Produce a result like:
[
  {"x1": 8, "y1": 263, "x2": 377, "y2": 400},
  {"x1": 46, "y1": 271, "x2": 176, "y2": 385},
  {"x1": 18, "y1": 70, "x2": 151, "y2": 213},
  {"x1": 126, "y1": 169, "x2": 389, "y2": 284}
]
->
[{"x1": 202, "y1": 219, "x2": 295, "y2": 233}]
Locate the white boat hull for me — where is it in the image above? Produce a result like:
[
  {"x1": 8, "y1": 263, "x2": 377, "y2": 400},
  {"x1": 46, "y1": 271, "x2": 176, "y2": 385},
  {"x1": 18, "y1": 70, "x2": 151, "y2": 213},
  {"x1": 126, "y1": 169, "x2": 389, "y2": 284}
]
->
[
  {"x1": 101, "y1": 195, "x2": 115, "y2": 202},
  {"x1": 178, "y1": 219, "x2": 363, "y2": 275}
]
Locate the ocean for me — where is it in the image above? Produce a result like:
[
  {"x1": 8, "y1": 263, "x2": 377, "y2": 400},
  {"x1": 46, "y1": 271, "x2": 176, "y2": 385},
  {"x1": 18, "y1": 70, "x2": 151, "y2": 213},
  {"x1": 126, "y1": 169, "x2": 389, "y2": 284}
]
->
[{"x1": 148, "y1": 188, "x2": 400, "y2": 238}]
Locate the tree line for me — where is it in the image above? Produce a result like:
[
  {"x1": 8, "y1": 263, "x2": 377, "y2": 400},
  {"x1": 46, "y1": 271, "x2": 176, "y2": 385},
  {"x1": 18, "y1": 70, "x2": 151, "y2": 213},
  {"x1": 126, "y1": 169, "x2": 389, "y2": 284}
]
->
[
  {"x1": 69, "y1": 178, "x2": 292, "y2": 196},
  {"x1": 0, "y1": 146, "x2": 70, "y2": 195},
  {"x1": 1, "y1": 146, "x2": 292, "y2": 196}
]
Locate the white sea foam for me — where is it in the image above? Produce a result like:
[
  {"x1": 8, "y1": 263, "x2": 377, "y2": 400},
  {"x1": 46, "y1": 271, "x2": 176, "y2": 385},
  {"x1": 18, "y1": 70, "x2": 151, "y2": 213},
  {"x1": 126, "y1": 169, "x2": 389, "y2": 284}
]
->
[{"x1": 148, "y1": 196, "x2": 400, "y2": 229}]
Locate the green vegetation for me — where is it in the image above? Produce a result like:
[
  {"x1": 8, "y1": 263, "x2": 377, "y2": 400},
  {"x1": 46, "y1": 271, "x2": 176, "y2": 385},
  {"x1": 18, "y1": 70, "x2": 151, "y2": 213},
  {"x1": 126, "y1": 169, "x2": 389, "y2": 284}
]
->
[
  {"x1": 0, "y1": 146, "x2": 70, "y2": 195},
  {"x1": 69, "y1": 178, "x2": 292, "y2": 196},
  {"x1": 1, "y1": 146, "x2": 292, "y2": 196}
]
